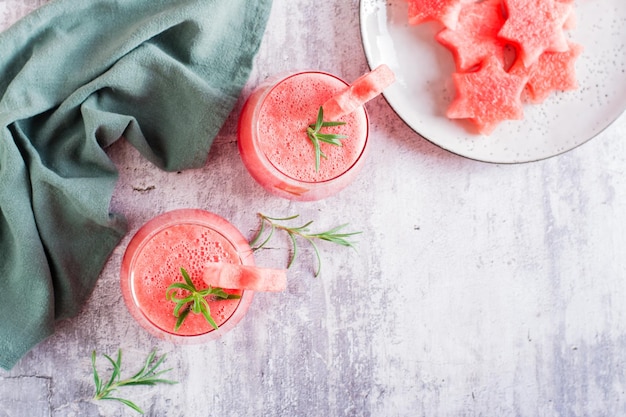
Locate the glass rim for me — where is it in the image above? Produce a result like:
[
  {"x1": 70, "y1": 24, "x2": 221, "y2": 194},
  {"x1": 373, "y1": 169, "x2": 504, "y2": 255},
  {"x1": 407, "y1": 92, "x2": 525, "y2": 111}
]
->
[
  {"x1": 255, "y1": 70, "x2": 370, "y2": 185},
  {"x1": 120, "y1": 209, "x2": 254, "y2": 342}
]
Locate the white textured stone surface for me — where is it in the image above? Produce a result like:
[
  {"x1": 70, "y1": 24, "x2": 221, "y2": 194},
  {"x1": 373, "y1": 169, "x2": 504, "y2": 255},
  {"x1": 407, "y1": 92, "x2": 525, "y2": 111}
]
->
[{"x1": 2, "y1": 1, "x2": 626, "y2": 416}]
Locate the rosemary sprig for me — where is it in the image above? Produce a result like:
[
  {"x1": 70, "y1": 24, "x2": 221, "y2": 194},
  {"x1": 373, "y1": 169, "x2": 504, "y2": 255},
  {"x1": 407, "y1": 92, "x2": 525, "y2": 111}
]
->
[
  {"x1": 165, "y1": 267, "x2": 241, "y2": 332},
  {"x1": 250, "y1": 213, "x2": 361, "y2": 277},
  {"x1": 91, "y1": 348, "x2": 177, "y2": 414},
  {"x1": 306, "y1": 106, "x2": 347, "y2": 172}
]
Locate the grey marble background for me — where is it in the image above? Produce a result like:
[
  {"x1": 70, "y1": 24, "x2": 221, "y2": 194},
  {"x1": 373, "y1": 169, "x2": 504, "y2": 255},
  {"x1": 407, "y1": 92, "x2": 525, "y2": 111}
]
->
[{"x1": 1, "y1": 0, "x2": 626, "y2": 416}]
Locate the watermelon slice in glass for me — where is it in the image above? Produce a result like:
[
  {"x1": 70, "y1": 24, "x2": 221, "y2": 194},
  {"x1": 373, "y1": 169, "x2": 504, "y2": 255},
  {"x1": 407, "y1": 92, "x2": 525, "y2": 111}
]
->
[
  {"x1": 322, "y1": 64, "x2": 395, "y2": 121},
  {"x1": 202, "y1": 263, "x2": 287, "y2": 292}
]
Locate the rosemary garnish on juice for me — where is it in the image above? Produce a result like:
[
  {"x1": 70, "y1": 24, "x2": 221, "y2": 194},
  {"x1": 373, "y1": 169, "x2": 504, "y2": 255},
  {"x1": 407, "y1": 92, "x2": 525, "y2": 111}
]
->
[
  {"x1": 91, "y1": 348, "x2": 177, "y2": 414},
  {"x1": 166, "y1": 267, "x2": 241, "y2": 332},
  {"x1": 306, "y1": 106, "x2": 347, "y2": 172},
  {"x1": 250, "y1": 213, "x2": 361, "y2": 277}
]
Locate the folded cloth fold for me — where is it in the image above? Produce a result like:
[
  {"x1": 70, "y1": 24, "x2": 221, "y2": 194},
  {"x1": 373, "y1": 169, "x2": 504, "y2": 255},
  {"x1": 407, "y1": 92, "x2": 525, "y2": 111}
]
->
[{"x1": 0, "y1": 0, "x2": 272, "y2": 370}]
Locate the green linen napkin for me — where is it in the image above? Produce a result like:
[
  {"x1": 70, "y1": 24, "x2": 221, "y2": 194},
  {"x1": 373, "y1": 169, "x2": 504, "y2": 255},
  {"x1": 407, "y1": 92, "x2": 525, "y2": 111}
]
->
[{"x1": 0, "y1": 0, "x2": 272, "y2": 370}]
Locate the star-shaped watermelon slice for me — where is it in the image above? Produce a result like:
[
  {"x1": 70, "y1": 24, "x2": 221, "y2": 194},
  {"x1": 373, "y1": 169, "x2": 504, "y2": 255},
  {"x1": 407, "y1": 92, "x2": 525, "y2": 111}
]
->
[
  {"x1": 512, "y1": 41, "x2": 583, "y2": 103},
  {"x1": 498, "y1": 0, "x2": 572, "y2": 67},
  {"x1": 557, "y1": 0, "x2": 576, "y2": 28},
  {"x1": 435, "y1": 0, "x2": 507, "y2": 72},
  {"x1": 447, "y1": 56, "x2": 528, "y2": 135},
  {"x1": 406, "y1": 0, "x2": 471, "y2": 29}
]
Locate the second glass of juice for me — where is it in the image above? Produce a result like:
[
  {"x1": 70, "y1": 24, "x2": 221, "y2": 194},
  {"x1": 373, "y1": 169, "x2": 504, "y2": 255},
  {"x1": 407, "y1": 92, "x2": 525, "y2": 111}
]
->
[
  {"x1": 120, "y1": 209, "x2": 254, "y2": 343},
  {"x1": 238, "y1": 71, "x2": 369, "y2": 201}
]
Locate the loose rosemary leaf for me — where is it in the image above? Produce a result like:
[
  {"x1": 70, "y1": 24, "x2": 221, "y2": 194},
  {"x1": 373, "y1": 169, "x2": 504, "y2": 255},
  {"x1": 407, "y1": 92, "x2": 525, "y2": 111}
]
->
[
  {"x1": 92, "y1": 349, "x2": 177, "y2": 415},
  {"x1": 251, "y1": 213, "x2": 361, "y2": 277}
]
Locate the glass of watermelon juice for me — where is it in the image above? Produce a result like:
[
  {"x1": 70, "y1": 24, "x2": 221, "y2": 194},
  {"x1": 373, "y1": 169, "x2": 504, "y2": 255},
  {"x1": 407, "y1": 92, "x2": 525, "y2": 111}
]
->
[
  {"x1": 237, "y1": 71, "x2": 369, "y2": 201},
  {"x1": 120, "y1": 209, "x2": 254, "y2": 343}
]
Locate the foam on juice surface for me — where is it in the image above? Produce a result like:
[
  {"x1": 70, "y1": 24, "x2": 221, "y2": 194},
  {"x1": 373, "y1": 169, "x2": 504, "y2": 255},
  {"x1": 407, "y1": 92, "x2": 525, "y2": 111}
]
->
[
  {"x1": 257, "y1": 72, "x2": 368, "y2": 182},
  {"x1": 130, "y1": 223, "x2": 243, "y2": 336}
]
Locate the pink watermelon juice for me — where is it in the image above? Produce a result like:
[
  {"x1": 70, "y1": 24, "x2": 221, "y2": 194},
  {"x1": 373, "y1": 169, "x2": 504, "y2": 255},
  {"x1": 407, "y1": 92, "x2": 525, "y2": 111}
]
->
[
  {"x1": 238, "y1": 71, "x2": 369, "y2": 201},
  {"x1": 120, "y1": 209, "x2": 254, "y2": 343}
]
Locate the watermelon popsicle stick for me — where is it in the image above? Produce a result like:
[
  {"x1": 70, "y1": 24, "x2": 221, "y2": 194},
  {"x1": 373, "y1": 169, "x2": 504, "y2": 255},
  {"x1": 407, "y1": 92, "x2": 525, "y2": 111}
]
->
[
  {"x1": 202, "y1": 263, "x2": 287, "y2": 292},
  {"x1": 322, "y1": 64, "x2": 396, "y2": 121}
]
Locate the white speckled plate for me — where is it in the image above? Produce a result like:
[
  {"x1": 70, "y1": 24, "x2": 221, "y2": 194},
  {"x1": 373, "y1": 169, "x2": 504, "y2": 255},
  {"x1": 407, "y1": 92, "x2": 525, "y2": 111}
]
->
[{"x1": 359, "y1": 0, "x2": 626, "y2": 163}]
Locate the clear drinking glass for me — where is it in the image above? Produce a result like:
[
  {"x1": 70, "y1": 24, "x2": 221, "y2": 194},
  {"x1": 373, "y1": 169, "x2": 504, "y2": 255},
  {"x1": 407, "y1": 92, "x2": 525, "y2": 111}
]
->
[
  {"x1": 238, "y1": 71, "x2": 369, "y2": 201},
  {"x1": 120, "y1": 209, "x2": 254, "y2": 343}
]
